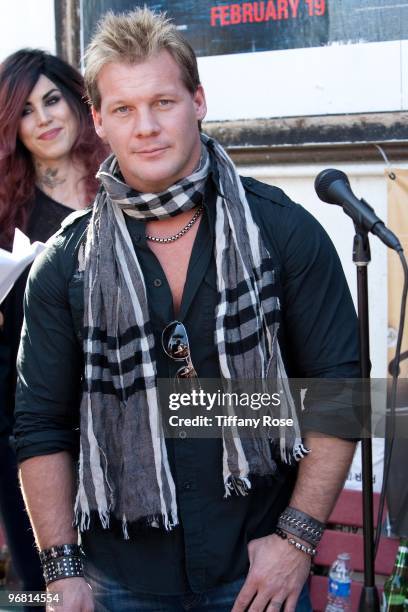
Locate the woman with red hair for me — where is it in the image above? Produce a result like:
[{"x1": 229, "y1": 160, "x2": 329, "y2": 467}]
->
[{"x1": 0, "y1": 49, "x2": 106, "y2": 601}]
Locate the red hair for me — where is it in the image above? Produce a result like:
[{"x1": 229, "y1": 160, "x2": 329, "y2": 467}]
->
[{"x1": 0, "y1": 49, "x2": 107, "y2": 249}]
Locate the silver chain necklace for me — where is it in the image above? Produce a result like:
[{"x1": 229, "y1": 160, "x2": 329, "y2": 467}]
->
[{"x1": 145, "y1": 205, "x2": 204, "y2": 243}]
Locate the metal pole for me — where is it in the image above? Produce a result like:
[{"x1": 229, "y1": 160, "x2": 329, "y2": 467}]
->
[{"x1": 353, "y1": 233, "x2": 380, "y2": 612}]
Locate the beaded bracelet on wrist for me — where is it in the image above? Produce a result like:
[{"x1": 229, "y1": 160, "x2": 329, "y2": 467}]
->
[
  {"x1": 42, "y1": 555, "x2": 84, "y2": 586},
  {"x1": 274, "y1": 526, "x2": 316, "y2": 558}
]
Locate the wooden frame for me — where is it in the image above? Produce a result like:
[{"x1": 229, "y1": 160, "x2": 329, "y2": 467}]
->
[
  {"x1": 310, "y1": 489, "x2": 398, "y2": 612},
  {"x1": 54, "y1": 0, "x2": 408, "y2": 164}
]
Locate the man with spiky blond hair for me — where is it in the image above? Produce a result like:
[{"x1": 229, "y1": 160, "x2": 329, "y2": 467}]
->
[{"x1": 15, "y1": 8, "x2": 359, "y2": 612}]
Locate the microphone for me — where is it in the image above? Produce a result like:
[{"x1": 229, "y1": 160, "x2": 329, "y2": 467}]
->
[{"x1": 315, "y1": 168, "x2": 402, "y2": 251}]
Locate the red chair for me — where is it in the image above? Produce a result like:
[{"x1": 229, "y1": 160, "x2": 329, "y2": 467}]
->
[{"x1": 309, "y1": 489, "x2": 399, "y2": 611}]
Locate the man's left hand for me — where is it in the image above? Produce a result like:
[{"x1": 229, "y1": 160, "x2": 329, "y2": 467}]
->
[{"x1": 231, "y1": 533, "x2": 311, "y2": 612}]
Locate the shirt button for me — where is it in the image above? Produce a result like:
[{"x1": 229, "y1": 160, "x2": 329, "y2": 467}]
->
[
  {"x1": 134, "y1": 235, "x2": 141, "y2": 242},
  {"x1": 183, "y1": 482, "x2": 192, "y2": 491},
  {"x1": 153, "y1": 278, "x2": 162, "y2": 287}
]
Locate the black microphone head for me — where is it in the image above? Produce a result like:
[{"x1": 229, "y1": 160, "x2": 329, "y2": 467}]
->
[{"x1": 314, "y1": 169, "x2": 350, "y2": 204}]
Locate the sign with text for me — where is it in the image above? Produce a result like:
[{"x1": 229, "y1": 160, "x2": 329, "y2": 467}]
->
[{"x1": 82, "y1": 0, "x2": 408, "y2": 57}]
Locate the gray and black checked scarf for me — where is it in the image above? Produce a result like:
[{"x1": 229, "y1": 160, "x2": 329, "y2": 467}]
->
[{"x1": 74, "y1": 134, "x2": 308, "y2": 537}]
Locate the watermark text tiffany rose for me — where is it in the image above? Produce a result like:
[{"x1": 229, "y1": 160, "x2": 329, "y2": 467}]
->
[
  {"x1": 168, "y1": 414, "x2": 294, "y2": 429},
  {"x1": 164, "y1": 389, "x2": 295, "y2": 432}
]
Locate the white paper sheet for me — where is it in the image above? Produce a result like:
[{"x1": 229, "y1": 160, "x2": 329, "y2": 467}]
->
[{"x1": 0, "y1": 229, "x2": 46, "y2": 304}]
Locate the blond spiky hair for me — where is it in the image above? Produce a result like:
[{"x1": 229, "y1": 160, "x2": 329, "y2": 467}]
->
[{"x1": 84, "y1": 7, "x2": 200, "y2": 110}]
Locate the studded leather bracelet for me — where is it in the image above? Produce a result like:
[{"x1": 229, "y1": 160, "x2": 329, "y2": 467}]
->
[
  {"x1": 39, "y1": 543, "x2": 84, "y2": 564},
  {"x1": 277, "y1": 506, "x2": 325, "y2": 547},
  {"x1": 40, "y1": 544, "x2": 84, "y2": 586},
  {"x1": 42, "y1": 555, "x2": 84, "y2": 586}
]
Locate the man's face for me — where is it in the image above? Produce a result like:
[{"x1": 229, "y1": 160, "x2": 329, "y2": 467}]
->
[{"x1": 92, "y1": 51, "x2": 207, "y2": 193}]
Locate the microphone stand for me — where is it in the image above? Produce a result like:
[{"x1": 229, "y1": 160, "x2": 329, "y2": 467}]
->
[{"x1": 353, "y1": 227, "x2": 380, "y2": 612}]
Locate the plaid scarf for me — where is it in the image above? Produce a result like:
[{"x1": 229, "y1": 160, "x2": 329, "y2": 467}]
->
[{"x1": 74, "y1": 134, "x2": 307, "y2": 537}]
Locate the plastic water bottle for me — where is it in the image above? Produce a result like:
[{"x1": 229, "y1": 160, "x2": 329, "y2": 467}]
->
[{"x1": 325, "y1": 552, "x2": 352, "y2": 611}]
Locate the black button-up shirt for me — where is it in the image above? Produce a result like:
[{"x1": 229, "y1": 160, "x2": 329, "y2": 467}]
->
[{"x1": 14, "y1": 175, "x2": 360, "y2": 595}]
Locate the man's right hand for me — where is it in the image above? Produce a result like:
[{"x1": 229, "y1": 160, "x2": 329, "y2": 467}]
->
[{"x1": 46, "y1": 577, "x2": 94, "y2": 612}]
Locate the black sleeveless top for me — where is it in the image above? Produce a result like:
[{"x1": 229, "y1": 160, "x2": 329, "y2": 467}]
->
[{"x1": 0, "y1": 189, "x2": 74, "y2": 434}]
